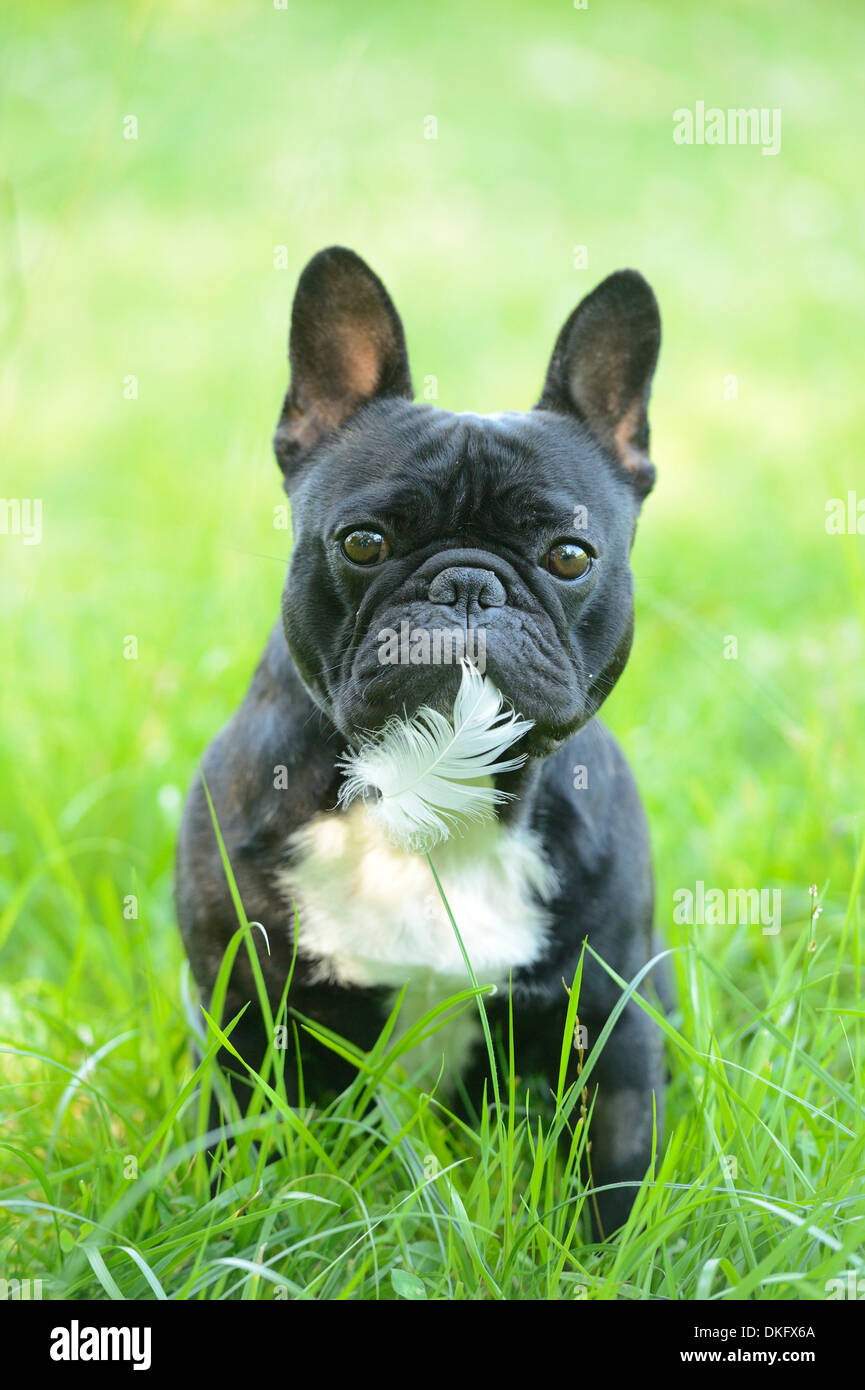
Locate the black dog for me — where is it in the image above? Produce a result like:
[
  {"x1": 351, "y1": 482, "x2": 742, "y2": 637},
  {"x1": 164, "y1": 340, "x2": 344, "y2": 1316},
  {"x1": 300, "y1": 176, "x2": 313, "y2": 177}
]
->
[{"x1": 176, "y1": 246, "x2": 665, "y2": 1236}]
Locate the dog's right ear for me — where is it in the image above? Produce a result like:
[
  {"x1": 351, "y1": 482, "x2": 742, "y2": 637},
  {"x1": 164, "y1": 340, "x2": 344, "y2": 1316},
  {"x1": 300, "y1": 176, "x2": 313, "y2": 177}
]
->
[{"x1": 273, "y1": 247, "x2": 413, "y2": 486}]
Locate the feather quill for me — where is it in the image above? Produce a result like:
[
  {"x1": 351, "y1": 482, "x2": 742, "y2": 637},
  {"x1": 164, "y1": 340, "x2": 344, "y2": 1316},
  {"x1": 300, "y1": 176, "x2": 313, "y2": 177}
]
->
[{"x1": 337, "y1": 660, "x2": 534, "y2": 850}]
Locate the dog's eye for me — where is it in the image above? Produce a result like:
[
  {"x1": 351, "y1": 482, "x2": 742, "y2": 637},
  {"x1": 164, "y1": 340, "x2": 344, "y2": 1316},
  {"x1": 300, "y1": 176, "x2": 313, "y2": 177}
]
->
[
  {"x1": 545, "y1": 541, "x2": 592, "y2": 580},
  {"x1": 342, "y1": 529, "x2": 390, "y2": 565}
]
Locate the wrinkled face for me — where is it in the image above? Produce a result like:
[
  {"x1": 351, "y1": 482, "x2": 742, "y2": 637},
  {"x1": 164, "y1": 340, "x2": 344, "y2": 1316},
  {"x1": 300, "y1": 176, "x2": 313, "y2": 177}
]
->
[
  {"x1": 282, "y1": 401, "x2": 640, "y2": 753},
  {"x1": 272, "y1": 248, "x2": 660, "y2": 755}
]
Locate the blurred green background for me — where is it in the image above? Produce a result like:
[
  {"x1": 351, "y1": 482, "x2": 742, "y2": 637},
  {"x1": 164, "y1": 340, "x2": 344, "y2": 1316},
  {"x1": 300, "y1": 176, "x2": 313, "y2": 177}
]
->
[{"x1": 0, "y1": 0, "x2": 863, "y2": 1281}]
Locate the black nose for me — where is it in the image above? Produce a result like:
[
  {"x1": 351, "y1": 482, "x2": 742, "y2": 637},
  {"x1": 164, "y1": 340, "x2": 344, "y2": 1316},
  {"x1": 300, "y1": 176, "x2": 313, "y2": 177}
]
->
[{"x1": 427, "y1": 566, "x2": 506, "y2": 612}]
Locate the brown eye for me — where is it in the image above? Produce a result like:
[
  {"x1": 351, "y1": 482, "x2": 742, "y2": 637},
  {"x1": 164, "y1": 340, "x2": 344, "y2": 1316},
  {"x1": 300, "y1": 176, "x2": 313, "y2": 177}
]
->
[
  {"x1": 342, "y1": 529, "x2": 390, "y2": 565},
  {"x1": 545, "y1": 541, "x2": 592, "y2": 580}
]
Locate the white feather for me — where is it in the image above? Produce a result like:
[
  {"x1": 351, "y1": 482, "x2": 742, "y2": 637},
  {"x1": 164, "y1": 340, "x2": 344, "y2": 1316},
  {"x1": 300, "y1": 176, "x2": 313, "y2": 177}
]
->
[{"x1": 337, "y1": 660, "x2": 533, "y2": 850}]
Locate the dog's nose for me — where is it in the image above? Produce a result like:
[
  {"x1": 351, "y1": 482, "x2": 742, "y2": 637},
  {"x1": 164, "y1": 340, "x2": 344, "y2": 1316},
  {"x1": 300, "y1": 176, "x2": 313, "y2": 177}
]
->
[{"x1": 427, "y1": 567, "x2": 506, "y2": 611}]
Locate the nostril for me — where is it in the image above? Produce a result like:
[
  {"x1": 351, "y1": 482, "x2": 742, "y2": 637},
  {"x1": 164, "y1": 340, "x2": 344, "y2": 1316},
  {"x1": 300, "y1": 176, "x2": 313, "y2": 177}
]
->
[
  {"x1": 478, "y1": 575, "x2": 506, "y2": 608},
  {"x1": 427, "y1": 571, "x2": 457, "y2": 606}
]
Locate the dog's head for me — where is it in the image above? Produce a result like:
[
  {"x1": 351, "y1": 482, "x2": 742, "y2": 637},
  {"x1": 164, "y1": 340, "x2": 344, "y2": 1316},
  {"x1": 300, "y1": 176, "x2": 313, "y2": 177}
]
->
[{"x1": 273, "y1": 247, "x2": 660, "y2": 755}]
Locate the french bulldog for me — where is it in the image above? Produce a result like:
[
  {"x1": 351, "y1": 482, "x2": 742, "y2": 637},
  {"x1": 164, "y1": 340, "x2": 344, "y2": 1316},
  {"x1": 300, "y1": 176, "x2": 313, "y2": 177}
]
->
[{"x1": 176, "y1": 246, "x2": 666, "y2": 1237}]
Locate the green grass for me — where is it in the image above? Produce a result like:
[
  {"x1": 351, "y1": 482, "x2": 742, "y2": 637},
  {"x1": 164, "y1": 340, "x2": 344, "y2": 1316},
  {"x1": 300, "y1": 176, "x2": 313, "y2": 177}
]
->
[{"x1": 1, "y1": 0, "x2": 864, "y2": 1300}]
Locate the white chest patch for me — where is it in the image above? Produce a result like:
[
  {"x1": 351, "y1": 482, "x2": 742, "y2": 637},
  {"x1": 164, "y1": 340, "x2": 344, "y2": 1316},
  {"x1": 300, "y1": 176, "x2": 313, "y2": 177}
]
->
[{"x1": 275, "y1": 804, "x2": 558, "y2": 1081}]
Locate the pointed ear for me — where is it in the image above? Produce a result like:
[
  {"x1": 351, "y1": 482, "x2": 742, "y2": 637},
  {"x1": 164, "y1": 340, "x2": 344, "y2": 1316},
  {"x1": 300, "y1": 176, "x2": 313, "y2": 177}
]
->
[
  {"x1": 536, "y1": 270, "x2": 661, "y2": 496},
  {"x1": 273, "y1": 247, "x2": 413, "y2": 483}
]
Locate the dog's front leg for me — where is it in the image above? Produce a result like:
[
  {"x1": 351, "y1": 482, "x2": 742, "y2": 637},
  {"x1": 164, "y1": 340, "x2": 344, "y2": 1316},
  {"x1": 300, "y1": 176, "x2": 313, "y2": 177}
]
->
[{"x1": 578, "y1": 999, "x2": 665, "y2": 1239}]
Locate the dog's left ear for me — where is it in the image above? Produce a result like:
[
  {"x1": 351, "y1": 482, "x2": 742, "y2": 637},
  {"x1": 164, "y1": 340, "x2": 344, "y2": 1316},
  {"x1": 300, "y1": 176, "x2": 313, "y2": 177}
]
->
[
  {"x1": 273, "y1": 246, "x2": 413, "y2": 485},
  {"x1": 536, "y1": 270, "x2": 661, "y2": 496}
]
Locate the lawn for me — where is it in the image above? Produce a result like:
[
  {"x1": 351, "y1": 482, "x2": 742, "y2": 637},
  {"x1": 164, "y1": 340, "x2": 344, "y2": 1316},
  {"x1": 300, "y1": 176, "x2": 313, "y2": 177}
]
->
[{"x1": 1, "y1": 0, "x2": 863, "y2": 1300}]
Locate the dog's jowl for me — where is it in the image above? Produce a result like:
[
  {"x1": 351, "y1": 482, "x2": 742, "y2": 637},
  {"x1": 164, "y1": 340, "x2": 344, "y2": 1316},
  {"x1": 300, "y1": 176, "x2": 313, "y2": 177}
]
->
[{"x1": 176, "y1": 246, "x2": 666, "y2": 1237}]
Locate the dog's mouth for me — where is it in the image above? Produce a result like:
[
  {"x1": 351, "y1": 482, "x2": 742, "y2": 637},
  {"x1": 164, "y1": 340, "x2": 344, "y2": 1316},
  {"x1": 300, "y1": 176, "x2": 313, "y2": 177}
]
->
[
  {"x1": 331, "y1": 606, "x2": 581, "y2": 738},
  {"x1": 336, "y1": 661, "x2": 536, "y2": 850},
  {"x1": 337, "y1": 660, "x2": 582, "y2": 758},
  {"x1": 333, "y1": 660, "x2": 578, "y2": 771}
]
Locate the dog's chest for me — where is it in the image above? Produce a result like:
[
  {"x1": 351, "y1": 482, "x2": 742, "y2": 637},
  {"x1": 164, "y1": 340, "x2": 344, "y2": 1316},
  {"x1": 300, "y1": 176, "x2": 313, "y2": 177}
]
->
[{"x1": 276, "y1": 805, "x2": 557, "y2": 995}]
